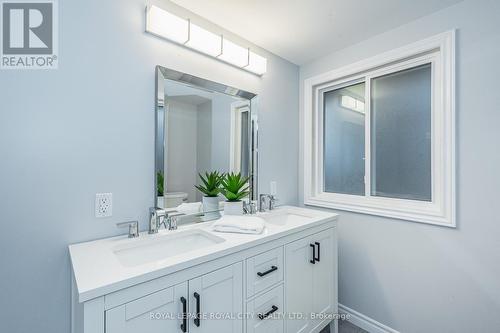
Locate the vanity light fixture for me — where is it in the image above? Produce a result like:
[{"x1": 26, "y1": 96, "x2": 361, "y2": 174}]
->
[{"x1": 146, "y1": 5, "x2": 267, "y2": 76}]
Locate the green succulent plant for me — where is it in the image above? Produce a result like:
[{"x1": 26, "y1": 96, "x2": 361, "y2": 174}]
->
[
  {"x1": 221, "y1": 172, "x2": 250, "y2": 202},
  {"x1": 195, "y1": 171, "x2": 225, "y2": 197},
  {"x1": 157, "y1": 171, "x2": 164, "y2": 197}
]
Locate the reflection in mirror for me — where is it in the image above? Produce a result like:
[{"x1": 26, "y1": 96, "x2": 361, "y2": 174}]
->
[{"x1": 155, "y1": 67, "x2": 258, "y2": 222}]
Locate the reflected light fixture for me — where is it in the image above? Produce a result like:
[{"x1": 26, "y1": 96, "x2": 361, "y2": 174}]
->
[
  {"x1": 146, "y1": 5, "x2": 267, "y2": 76},
  {"x1": 341, "y1": 95, "x2": 365, "y2": 113}
]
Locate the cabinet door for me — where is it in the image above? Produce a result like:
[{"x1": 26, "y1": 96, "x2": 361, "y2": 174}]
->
[
  {"x1": 310, "y1": 228, "x2": 336, "y2": 332},
  {"x1": 106, "y1": 282, "x2": 188, "y2": 333},
  {"x1": 189, "y1": 262, "x2": 243, "y2": 333},
  {"x1": 285, "y1": 235, "x2": 314, "y2": 333}
]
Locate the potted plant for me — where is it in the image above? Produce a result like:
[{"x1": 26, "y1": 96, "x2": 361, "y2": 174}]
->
[
  {"x1": 221, "y1": 172, "x2": 250, "y2": 215},
  {"x1": 157, "y1": 171, "x2": 164, "y2": 208},
  {"x1": 195, "y1": 171, "x2": 224, "y2": 220}
]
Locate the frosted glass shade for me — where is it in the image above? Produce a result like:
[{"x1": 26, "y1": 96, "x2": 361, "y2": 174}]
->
[
  {"x1": 218, "y1": 38, "x2": 249, "y2": 67},
  {"x1": 146, "y1": 5, "x2": 189, "y2": 44},
  {"x1": 186, "y1": 23, "x2": 222, "y2": 57},
  {"x1": 245, "y1": 51, "x2": 267, "y2": 75}
]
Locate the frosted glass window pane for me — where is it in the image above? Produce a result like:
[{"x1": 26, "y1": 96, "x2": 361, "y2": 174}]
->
[
  {"x1": 371, "y1": 64, "x2": 432, "y2": 201},
  {"x1": 323, "y1": 82, "x2": 365, "y2": 195}
]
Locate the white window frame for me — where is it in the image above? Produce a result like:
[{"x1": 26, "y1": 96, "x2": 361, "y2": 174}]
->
[
  {"x1": 303, "y1": 30, "x2": 456, "y2": 227},
  {"x1": 230, "y1": 101, "x2": 250, "y2": 173}
]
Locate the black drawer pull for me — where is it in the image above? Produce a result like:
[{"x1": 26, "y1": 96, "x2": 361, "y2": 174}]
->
[
  {"x1": 315, "y1": 242, "x2": 320, "y2": 262},
  {"x1": 257, "y1": 265, "x2": 278, "y2": 277},
  {"x1": 310, "y1": 243, "x2": 316, "y2": 264},
  {"x1": 258, "y1": 305, "x2": 278, "y2": 320},
  {"x1": 180, "y1": 297, "x2": 187, "y2": 332},
  {"x1": 194, "y1": 292, "x2": 201, "y2": 327}
]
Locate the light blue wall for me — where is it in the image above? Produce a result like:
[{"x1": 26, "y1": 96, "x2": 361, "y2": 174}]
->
[
  {"x1": 0, "y1": 0, "x2": 298, "y2": 332},
  {"x1": 300, "y1": 0, "x2": 500, "y2": 332}
]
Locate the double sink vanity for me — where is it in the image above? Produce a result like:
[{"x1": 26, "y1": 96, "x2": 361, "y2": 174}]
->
[
  {"x1": 69, "y1": 67, "x2": 338, "y2": 333},
  {"x1": 70, "y1": 206, "x2": 338, "y2": 333}
]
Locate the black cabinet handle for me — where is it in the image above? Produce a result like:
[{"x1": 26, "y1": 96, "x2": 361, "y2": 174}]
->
[
  {"x1": 258, "y1": 305, "x2": 279, "y2": 320},
  {"x1": 257, "y1": 265, "x2": 278, "y2": 277},
  {"x1": 180, "y1": 297, "x2": 187, "y2": 332},
  {"x1": 310, "y1": 243, "x2": 316, "y2": 264},
  {"x1": 315, "y1": 242, "x2": 321, "y2": 262},
  {"x1": 194, "y1": 292, "x2": 201, "y2": 327}
]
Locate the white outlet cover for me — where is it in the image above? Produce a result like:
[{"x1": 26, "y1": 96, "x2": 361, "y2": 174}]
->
[
  {"x1": 95, "y1": 193, "x2": 112, "y2": 218},
  {"x1": 270, "y1": 181, "x2": 277, "y2": 196}
]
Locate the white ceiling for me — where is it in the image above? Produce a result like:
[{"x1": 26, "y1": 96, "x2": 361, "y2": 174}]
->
[
  {"x1": 168, "y1": 95, "x2": 211, "y2": 106},
  {"x1": 171, "y1": 0, "x2": 462, "y2": 65}
]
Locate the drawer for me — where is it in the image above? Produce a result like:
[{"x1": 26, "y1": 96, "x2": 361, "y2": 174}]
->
[
  {"x1": 246, "y1": 247, "x2": 284, "y2": 297},
  {"x1": 246, "y1": 284, "x2": 284, "y2": 333}
]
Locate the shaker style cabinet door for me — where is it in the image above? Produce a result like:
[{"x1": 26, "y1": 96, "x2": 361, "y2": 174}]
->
[
  {"x1": 285, "y1": 228, "x2": 337, "y2": 333},
  {"x1": 106, "y1": 282, "x2": 188, "y2": 333},
  {"x1": 310, "y1": 228, "x2": 336, "y2": 332},
  {"x1": 285, "y1": 235, "x2": 315, "y2": 333},
  {"x1": 189, "y1": 262, "x2": 243, "y2": 333}
]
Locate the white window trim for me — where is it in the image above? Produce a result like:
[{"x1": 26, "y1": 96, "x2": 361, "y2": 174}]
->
[
  {"x1": 230, "y1": 101, "x2": 250, "y2": 173},
  {"x1": 303, "y1": 30, "x2": 456, "y2": 227}
]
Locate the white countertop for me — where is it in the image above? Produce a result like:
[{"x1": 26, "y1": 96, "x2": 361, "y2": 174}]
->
[{"x1": 69, "y1": 206, "x2": 337, "y2": 302}]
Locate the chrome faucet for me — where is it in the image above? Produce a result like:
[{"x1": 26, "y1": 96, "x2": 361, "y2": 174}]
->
[
  {"x1": 149, "y1": 207, "x2": 185, "y2": 233},
  {"x1": 165, "y1": 212, "x2": 184, "y2": 230},
  {"x1": 243, "y1": 201, "x2": 257, "y2": 214},
  {"x1": 116, "y1": 221, "x2": 139, "y2": 238},
  {"x1": 149, "y1": 207, "x2": 166, "y2": 234},
  {"x1": 259, "y1": 194, "x2": 277, "y2": 212}
]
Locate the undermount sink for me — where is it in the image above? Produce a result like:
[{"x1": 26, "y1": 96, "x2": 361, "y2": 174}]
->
[
  {"x1": 113, "y1": 229, "x2": 225, "y2": 267},
  {"x1": 261, "y1": 210, "x2": 315, "y2": 226}
]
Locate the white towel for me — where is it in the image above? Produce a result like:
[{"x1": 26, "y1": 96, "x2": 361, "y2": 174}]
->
[
  {"x1": 176, "y1": 202, "x2": 202, "y2": 215},
  {"x1": 212, "y1": 216, "x2": 265, "y2": 235}
]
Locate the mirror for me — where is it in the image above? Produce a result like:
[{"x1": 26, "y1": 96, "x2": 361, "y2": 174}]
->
[{"x1": 155, "y1": 66, "x2": 258, "y2": 219}]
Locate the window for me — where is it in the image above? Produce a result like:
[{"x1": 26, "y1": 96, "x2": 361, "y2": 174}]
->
[{"x1": 303, "y1": 31, "x2": 455, "y2": 227}]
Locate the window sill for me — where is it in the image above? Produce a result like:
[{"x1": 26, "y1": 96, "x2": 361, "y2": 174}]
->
[{"x1": 304, "y1": 195, "x2": 455, "y2": 228}]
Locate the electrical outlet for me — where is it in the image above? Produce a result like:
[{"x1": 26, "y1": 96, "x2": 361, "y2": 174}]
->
[
  {"x1": 95, "y1": 193, "x2": 112, "y2": 218},
  {"x1": 270, "y1": 181, "x2": 277, "y2": 196}
]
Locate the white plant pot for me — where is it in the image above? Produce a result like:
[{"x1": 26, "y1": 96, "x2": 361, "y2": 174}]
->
[
  {"x1": 202, "y1": 196, "x2": 221, "y2": 221},
  {"x1": 157, "y1": 196, "x2": 164, "y2": 209},
  {"x1": 224, "y1": 200, "x2": 244, "y2": 216}
]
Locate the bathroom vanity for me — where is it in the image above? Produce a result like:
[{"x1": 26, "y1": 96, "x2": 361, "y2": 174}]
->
[{"x1": 69, "y1": 206, "x2": 338, "y2": 333}]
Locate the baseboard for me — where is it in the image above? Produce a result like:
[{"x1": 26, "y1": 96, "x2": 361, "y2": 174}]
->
[{"x1": 338, "y1": 304, "x2": 400, "y2": 333}]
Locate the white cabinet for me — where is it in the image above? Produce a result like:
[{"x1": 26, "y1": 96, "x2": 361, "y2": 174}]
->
[
  {"x1": 106, "y1": 262, "x2": 242, "y2": 333},
  {"x1": 189, "y1": 262, "x2": 243, "y2": 333},
  {"x1": 71, "y1": 214, "x2": 338, "y2": 333},
  {"x1": 106, "y1": 282, "x2": 187, "y2": 333},
  {"x1": 285, "y1": 235, "x2": 314, "y2": 333},
  {"x1": 285, "y1": 228, "x2": 337, "y2": 333}
]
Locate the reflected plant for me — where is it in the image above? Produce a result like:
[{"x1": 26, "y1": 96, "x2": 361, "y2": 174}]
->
[
  {"x1": 221, "y1": 172, "x2": 250, "y2": 202},
  {"x1": 157, "y1": 171, "x2": 164, "y2": 197},
  {"x1": 195, "y1": 171, "x2": 225, "y2": 197}
]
